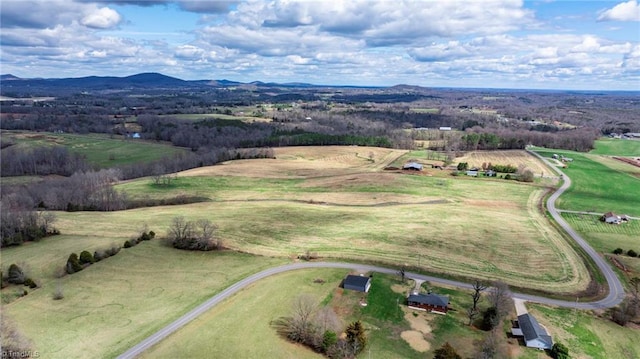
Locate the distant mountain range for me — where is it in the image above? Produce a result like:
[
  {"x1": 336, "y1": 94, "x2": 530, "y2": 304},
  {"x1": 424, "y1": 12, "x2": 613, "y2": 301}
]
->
[{"x1": 0, "y1": 72, "x2": 342, "y2": 92}]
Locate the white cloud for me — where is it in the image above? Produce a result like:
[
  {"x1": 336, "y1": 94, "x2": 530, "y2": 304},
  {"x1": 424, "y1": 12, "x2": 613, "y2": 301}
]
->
[
  {"x1": 598, "y1": 0, "x2": 640, "y2": 22},
  {"x1": 81, "y1": 7, "x2": 122, "y2": 29}
]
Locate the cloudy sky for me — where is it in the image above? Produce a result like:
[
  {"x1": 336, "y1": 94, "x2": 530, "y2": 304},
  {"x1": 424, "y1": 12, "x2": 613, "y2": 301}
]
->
[{"x1": 1, "y1": 0, "x2": 639, "y2": 90}]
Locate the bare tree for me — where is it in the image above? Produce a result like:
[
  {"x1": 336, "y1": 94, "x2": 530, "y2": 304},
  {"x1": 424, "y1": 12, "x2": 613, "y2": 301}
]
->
[
  {"x1": 196, "y1": 219, "x2": 218, "y2": 243},
  {"x1": 315, "y1": 306, "x2": 342, "y2": 334},
  {"x1": 488, "y1": 281, "x2": 511, "y2": 320},
  {"x1": 168, "y1": 216, "x2": 193, "y2": 241},
  {"x1": 468, "y1": 280, "x2": 487, "y2": 326}
]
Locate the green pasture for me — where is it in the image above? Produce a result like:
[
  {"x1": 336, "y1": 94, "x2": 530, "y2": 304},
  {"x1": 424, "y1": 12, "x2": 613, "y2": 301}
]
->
[
  {"x1": 92, "y1": 173, "x2": 592, "y2": 294},
  {"x1": 529, "y1": 304, "x2": 640, "y2": 359},
  {"x1": 562, "y1": 213, "x2": 640, "y2": 275},
  {"x1": 533, "y1": 148, "x2": 640, "y2": 216},
  {"x1": 590, "y1": 138, "x2": 640, "y2": 156},
  {"x1": 3, "y1": 131, "x2": 186, "y2": 168},
  {"x1": 1, "y1": 240, "x2": 286, "y2": 359}
]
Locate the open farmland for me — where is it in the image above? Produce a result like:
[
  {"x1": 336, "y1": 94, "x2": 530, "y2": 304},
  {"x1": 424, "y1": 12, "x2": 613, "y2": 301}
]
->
[
  {"x1": 534, "y1": 148, "x2": 640, "y2": 217},
  {"x1": 3, "y1": 130, "x2": 187, "y2": 168},
  {"x1": 1, "y1": 240, "x2": 286, "y2": 359},
  {"x1": 456, "y1": 150, "x2": 553, "y2": 176},
  {"x1": 109, "y1": 146, "x2": 591, "y2": 294},
  {"x1": 562, "y1": 213, "x2": 640, "y2": 275},
  {"x1": 590, "y1": 138, "x2": 640, "y2": 156}
]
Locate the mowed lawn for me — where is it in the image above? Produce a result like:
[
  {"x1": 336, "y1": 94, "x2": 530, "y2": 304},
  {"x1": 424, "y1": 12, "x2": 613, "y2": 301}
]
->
[
  {"x1": 534, "y1": 148, "x2": 640, "y2": 216},
  {"x1": 3, "y1": 130, "x2": 187, "y2": 167},
  {"x1": 1, "y1": 240, "x2": 286, "y2": 359}
]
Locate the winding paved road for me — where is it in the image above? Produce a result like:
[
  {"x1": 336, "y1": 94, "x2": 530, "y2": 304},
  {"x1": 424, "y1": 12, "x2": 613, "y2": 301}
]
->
[{"x1": 118, "y1": 151, "x2": 626, "y2": 359}]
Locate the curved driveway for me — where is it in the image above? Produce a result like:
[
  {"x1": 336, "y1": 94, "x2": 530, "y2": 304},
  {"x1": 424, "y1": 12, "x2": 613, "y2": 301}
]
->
[{"x1": 119, "y1": 151, "x2": 626, "y2": 359}]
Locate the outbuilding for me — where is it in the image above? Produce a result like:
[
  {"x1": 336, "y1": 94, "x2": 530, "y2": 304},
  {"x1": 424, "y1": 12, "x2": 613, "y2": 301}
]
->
[
  {"x1": 343, "y1": 275, "x2": 372, "y2": 293},
  {"x1": 403, "y1": 162, "x2": 423, "y2": 171}
]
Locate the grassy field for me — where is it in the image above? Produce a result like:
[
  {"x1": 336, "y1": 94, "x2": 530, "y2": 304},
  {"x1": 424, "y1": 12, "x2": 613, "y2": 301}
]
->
[
  {"x1": 456, "y1": 150, "x2": 553, "y2": 176},
  {"x1": 2, "y1": 130, "x2": 186, "y2": 168},
  {"x1": 141, "y1": 270, "x2": 485, "y2": 359},
  {"x1": 105, "y1": 146, "x2": 591, "y2": 294},
  {"x1": 1, "y1": 240, "x2": 286, "y2": 359},
  {"x1": 533, "y1": 148, "x2": 640, "y2": 216},
  {"x1": 1, "y1": 145, "x2": 602, "y2": 357},
  {"x1": 562, "y1": 213, "x2": 640, "y2": 275},
  {"x1": 529, "y1": 304, "x2": 640, "y2": 359},
  {"x1": 590, "y1": 138, "x2": 640, "y2": 156}
]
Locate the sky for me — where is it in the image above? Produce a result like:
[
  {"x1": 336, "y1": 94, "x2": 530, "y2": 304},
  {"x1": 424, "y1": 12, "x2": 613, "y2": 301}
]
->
[{"x1": 0, "y1": 0, "x2": 639, "y2": 90}]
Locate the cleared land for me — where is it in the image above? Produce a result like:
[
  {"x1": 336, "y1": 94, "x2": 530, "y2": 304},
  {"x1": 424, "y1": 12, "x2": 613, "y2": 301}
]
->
[
  {"x1": 1, "y1": 241, "x2": 286, "y2": 359},
  {"x1": 534, "y1": 148, "x2": 640, "y2": 217},
  {"x1": 456, "y1": 150, "x2": 553, "y2": 176},
  {"x1": 109, "y1": 146, "x2": 590, "y2": 293},
  {"x1": 590, "y1": 138, "x2": 640, "y2": 156},
  {"x1": 3, "y1": 131, "x2": 187, "y2": 167},
  {"x1": 562, "y1": 213, "x2": 640, "y2": 275},
  {"x1": 2, "y1": 146, "x2": 596, "y2": 358}
]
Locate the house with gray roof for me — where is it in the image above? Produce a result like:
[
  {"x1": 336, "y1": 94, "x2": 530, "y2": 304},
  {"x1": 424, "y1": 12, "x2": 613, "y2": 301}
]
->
[
  {"x1": 511, "y1": 313, "x2": 553, "y2": 350},
  {"x1": 343, "y1": 275, "x2": 371, "y2": 293},
  {"x1": 407, "y1": 293, "x2": 450, "y2": 314},
  {"x1": 403, "y1": 162, "x2": 423, "y2": 171}
]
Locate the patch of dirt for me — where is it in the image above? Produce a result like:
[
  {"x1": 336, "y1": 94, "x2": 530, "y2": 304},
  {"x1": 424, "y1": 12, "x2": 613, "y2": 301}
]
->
[
  {"x1": 400, "y1": 331, "x2": 430, "y2": 352},
  {"x1": 403, "y1": 308, "x2": 433, "y2": 334}
]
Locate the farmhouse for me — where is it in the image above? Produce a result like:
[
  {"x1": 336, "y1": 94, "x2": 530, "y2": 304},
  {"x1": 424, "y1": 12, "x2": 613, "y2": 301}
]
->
[
  {"x1": 407, "y1": 293, "x2": 449, "y2": 314},
  {"x1": 511, "y1": 313, "x2": 553, "y2": 350},
  {"x1": 601, "y1": 212, "x2": 623, "y2": 224},
  {"x1": 403, "y1": 162, "x2": 423, "y2": 171},
  {"x1": 343, "y1": 275, "x2": 371, "y2": 293}
]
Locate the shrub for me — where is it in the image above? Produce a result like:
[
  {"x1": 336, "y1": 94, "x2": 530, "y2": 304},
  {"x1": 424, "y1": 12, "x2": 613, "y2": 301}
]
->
[
  {"x1": 66, "y1": 253, "x2": 82, "y2": 274},
  {"x1": 613, "y1": 248, "x2": 624, "y2": 255},
  {"x1": 123, "y1": 240, "x2": 132, "y2": 248},
  {"x1": 504, "y1": 174, "x2": 512, "y2": 180},
  {"x1": 7, "y1": 264, "x2": 26, "y2": 285},
  {"x1": 434, "y1": 342, "x2": 462, "y2": 359},
  {"x1": 550, "y1": 342, "x2": 569, "y2": 359},
  {"x1": 93, "y1": 251, "x2": 104, "y2": 262},
  {"x1": 627, "y1": 249, "x2": 638, "y2": 258},
  {"x1": 322, "y1": 330, "x2": 337, "y2": 353},
  {"x1": 140, "y1": 232, "x2": 151, "y2": 241},
  {"x1": 79, "y1": 250, "x2": 94, "y2": 265},
  {"x1": 23, "y1": 278, "x2": 37, "y2": 289},
  {"x1": 148, "y1": 230, "x2": 156, "y2": 238},
  {"x1": 106, "y1": 245, "x2": 121, "y2": 257}
]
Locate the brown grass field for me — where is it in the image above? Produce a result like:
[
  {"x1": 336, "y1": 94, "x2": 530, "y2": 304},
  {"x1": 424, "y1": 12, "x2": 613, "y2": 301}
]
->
[
  {"x1": 2, "y1": 146, "x2": 598, "y2": 358},
  {"x1": 456, "y1": 150, "x2": 553, "y2": 175},
  {"x1": 88, "y1": 146, "x2": 589, "y2": 293}
]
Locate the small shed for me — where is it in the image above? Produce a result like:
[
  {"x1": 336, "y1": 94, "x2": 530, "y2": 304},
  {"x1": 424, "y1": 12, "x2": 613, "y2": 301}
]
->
[
  {"x1": 407, "y1": 293, "x2": 450, "y2": 314},
  {"x1": 466, "y1": 170, "x2": 478, "y2": 177},
  {"x1": 403, "y1": 162, "x2": 423, "y2": 171},
  {"x1": 439, "y1": 126, "x2": 452, "y2": 131},
  {"x1": 343, "y1": 275, "x2": 371, "y2": 293},
  {"x1": 512, "y1": 314, "x2": 553, "y2": 350}
]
